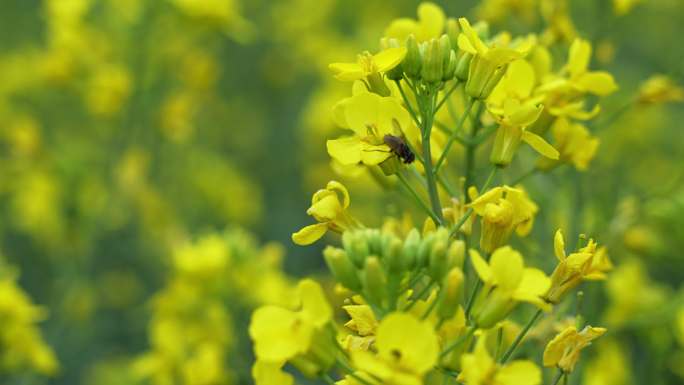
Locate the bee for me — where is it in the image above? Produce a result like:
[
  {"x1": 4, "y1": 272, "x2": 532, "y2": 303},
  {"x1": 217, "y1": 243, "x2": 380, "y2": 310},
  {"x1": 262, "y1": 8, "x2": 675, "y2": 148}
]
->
[{"x1": 383, "y1": 134, "x2": 415, "y2": 164}]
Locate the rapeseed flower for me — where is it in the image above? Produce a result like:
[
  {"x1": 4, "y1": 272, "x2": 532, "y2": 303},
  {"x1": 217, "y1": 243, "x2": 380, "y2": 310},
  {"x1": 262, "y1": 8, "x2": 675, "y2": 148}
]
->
[
  {"x1": 469, "y1": 247, "x2": 551, "y2": 328},
  {"x1": 292, "y1": 181, "x2": 356, "y2": 245},
  {"x1": 543, "y1": 325, "x2": 606, "y2": 373},
  {"x1": 458, "y1": 335, "x2": 541, "y2": 385},
  {"x1": 537, "y1": 117, "x2": 599, "y2": 171},
  {"x1": 469, "y1": 186, "x2": 539, "y2": 252},
  {"x1": 384, "y1": 2, "x2": 446, "y2": 43}
]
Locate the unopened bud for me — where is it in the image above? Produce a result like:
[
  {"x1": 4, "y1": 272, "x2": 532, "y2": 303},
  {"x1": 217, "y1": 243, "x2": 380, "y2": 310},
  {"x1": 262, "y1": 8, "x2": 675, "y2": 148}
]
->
[
  {"x1": 421, "y1": 38, "x2": 443, "y2": 84},
  {"x1": 446, "y1": 19, "x2": 460, "y2": 50},
  {"x1": 384, "y1": 38, "x2": 405, "y2": 81},
  {"x1": 437, "y1": 267, "x2": 464, "y2": 320},
  {"x1": 490, "y1": 125, "x2": 524, "y2": 167},
  {"x1": 384, "y1": 237, "x2": 405, "y2": 273},
  {"x1": 404, "y1": 35, "x2": 422, "y2": 79},
  {"x1": 447, "y1": 239, "x2": 466, "y2": 268},
  {"x1": 417, "y1": 232, "x2": 436, "y2": 268},
  {"x1": 428, "y1": 240, "x2": 448, "y2": 281},
  {"x1": 343, "y1": 231, "x2": 369, "y2": 268},
  {"x1": 401, "y1": 229, "x2": 421, "y2": 270},
  {"x1": 362, "y1": 256, "x2": 387, "y2": 306},
  {"x1": 443, "y1": 50, "x2": 457, "y2": 81},
  {"x1": 323, "y1": 246, "x2": 361, "y2": 291}
]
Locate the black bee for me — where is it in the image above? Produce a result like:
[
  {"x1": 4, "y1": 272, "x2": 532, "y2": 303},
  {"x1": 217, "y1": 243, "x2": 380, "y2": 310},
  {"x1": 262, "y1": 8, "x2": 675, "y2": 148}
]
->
[{"x1": 383, "y1": 134, "x2": 415, "y2": 164}]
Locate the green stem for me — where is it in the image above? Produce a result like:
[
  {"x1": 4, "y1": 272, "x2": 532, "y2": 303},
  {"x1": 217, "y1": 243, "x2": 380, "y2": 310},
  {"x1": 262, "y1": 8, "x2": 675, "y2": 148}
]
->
[
  {"x1": 397, "y1": 172, "x2": 441, "y2": 225},
  {"x1": 434, "y1": 81, "x2": 461, "y2": 113},
  {"x1": 449, "y1": 167, "x2": 497, "y2": 238},
  {"x1": 499, "y1": 308, "x2": 544, "y2": 363},
  {"x1": 435, "y1": 98, "x2": 476, "y2": 172},
  {"x1": 440, "y1": 326, "x2": 476, "y2": 359},
  {"x1": 420, "y1": 89, "x2": 444, "y2": 224},
  {"x1": 463, "y1": 103, "x2": 484, "y2": 201},
  {"x1": 550, "y1": 370, "x2": 565, "y2": 385},
  {"x1": 463, "y1": 279, "x2": 481, "y2": 319},
  {"x1": 395, "y1": 79, "x2": 422, "y2": 128},
  {"x1": 511, "y1": 167, "x2": 537, "y2": 185}
]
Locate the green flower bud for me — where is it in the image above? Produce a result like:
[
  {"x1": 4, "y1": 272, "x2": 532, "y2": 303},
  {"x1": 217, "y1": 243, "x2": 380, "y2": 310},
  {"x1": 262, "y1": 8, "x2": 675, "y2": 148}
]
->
[
  {"x1": 437, "y1": 267, "x2": 464, "y2": 320},
  {"x1": 490, "y1": 124, "x2": 524, "y2": 167},
  {"x1": 421, "y1": 38, "x2": 443, "y2": 84},
  {"x1": 447, "y1": 239, "x2": 466, "y2": 268},
  {"x1": 454, "y1": 50, "x2": 472, "y2": 81},
  {"x1": 446, "y1": 19, "x2": 460, "y2": 51},
  {"x1": 416, "y1": 232, "x2": 436, "y2": 268},
  {"x1": 323, "y1": 246, "x2": 361, "y2": 291},
  {"x1": 344, "y1": 231, "x2": 369, "y2": 268},
  {"x1": 362, "y1": 256, "x2": 387, "y2": 306},
  {"x1": 465, "y1": 56, "x2": 508, "y2": 100},
  {"x1": 384, "y1": 237, "x2": 405, "y2": 273},
  {"x1": 367, "y1": 71, "x2": 392, "y2": 96},
  {"x1": 443, "y1": 50, "x2": 457, "y2": 81},
  {"x1": 428, "y1": 240, "x2": 448, "y2": 281},
  {"x1": 364, "y1": 228, "x2": 382, "y2": 255},
  {"x1": 401, "y1": 229, "x2": 421, "y2": 269},
  {"x1": 440, "y1": 35, "x2": 453, "y2": 72},
  {"x1": 384, "y1": 38, "x2": 405, "y2": 81},
  {"x1": 472, "y1": 289, "x2": 516, "y2": 329},
  {"x1": 404, "y1": 35, "x2": 422, "y2": 79}
]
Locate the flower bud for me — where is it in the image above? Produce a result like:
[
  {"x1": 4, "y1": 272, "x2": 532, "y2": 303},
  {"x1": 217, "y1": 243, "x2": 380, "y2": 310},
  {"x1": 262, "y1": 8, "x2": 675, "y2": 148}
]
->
[
  {"x1": 440, "y1": 35, "x2": 453, "y2": 73},
  {"x1": 421, "y1": 38, "x2": 443, "y2": 84},
  {"x1": 362, "y1": 256, "x2": 387, "y2": 306},
  {"x1": 446, "y1": 19, "x2": 460, "y2": 50},
  {"x1": 428, "y1": 240, "x2": 448, "y2": 281},
  {"x1": 403, "y1": 35, "x2": 422, "y2": 79},
  {"x1": 490, "y1": 125, "x2": 523, "y2": 167},
  {"x1": 416, "y1": 232, "x2": 436, "y2": 268},
  {"x1": 437, "y1": 267, "x2": 464, "y2": 320},
  {"x1": 384, "y1": 38, "x2": 405, "y2": 81},
  {"x1": 447, "y1": 239, "x2": 466, "y2": 268},
  {"x1": 384, "y1": 237, "x2": 405, "y2": 273},
  {"x1": 443, "y1": 50, "x2": 457, "y2": 81},
  {"x1": 465, "y1": 56, "x2": 508, "y2": 100},
  {"x1": 323, "y1": 246, "x2": 361, "y2": 291},
  {"x1": 343, "y1": 231, "x2": 369, "y2": 268},
  {"x1": 453, "y1": 50, "x2": 473, "y2": 81},
  {"x1": 366, "y1": 71, "x2": 392, "y2": 96},
  {"x1": 401, "y1": 228, "x2": 421, "y2": 269},
  {"x1": 472, "y1": 288, "x2": 516, "y2": 329}
]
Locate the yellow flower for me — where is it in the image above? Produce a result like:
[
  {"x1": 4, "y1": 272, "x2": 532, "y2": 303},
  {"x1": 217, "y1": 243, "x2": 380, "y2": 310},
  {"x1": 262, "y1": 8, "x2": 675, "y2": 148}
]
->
[
  {"x1": 350, "y1": 312, "x2": 439, "y2": 385},
  {"x1": 458, "y1": 18, "x2": 534, "y2": 99},
  {"x1": 384, "y1": 2, "x2": 446, "y2": 42},
  {"x1": 292, "y1": 181, "x2": 355, "y2": 245},
  {"x1": 537, "y1": 117, "x2": 599, "y2": 171},
  {"x1": 637, "y1": 74, "x2": 684, "y2": 105},
  {"x1": 469, "y1": 186, "x2": 539, "y2": 252},
  {"x1": 326, "y1": 91, "x2": 413, "y2": 166},
  {"x1": 543, "y1": 325, "x2": 606, "y2": 373},
  {"x1": 343, "y1": 305, "x2": 378, "y2": 337},
  {"x1": 249, "y1": 279, "x2": 333, "y2": 363},
  {"x1": 252, "y1": 360, "x2": 294, "y2": 385},
  {"x1": 329, "y1": 48, "x2": 407, "y2": 82},
  {"x1": 544, "y1": 230, "x2": 611, "y2": 304},
  {"x1": 469, "y1": 247, "x2": 551, "y2": 328},
  {"x1": 458, "y1": 335, "x2": 542, "y2": 385}
]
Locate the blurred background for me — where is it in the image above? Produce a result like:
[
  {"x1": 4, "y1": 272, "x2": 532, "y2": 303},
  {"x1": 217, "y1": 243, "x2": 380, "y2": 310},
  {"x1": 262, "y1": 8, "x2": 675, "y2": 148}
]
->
[{"x1": 0, "y1": 0, "x2": 683, "y2": 384}]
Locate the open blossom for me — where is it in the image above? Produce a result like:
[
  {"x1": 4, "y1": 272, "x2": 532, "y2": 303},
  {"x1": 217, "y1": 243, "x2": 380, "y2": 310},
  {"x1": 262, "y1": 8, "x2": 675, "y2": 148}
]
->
[
  {"x1": 458, "y1": 335, "x2": 542, "y2": 385},
  {"x1": 469, "y1": 186, "x2": 539, "y2": 252},
  {"x1": 469, "y1": 247, "x2": 551, "y2": 328},
  {"x1": 326, "y1": 90, "x2": 413, "y2": 167},
  {"x1": 292, "y1": 181, "x2": 356, "y2": 245},
  {"x1": 384, "y1": 2, "x2": 446, "y2": 42},
  {"x1": 544, "y1": 325, "x2": 607, "y2": 372}
]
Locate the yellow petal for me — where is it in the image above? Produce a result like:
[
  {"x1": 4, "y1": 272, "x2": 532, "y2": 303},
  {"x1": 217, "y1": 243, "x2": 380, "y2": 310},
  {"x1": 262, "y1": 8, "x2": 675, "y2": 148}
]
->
[
  {"x1": 457, "y1": 33, "x2": 477, "y2": 54},
  {"x1": 249, "y1": 306, "x2": 310, "y2": 361},
  {"x1": 292, "y1": 223, "x2": 329, "y2": 245},
  {"x1": 373, "y1": 47, "x2": 407, "y2": 72},
  {"x1": 521, "y1": 131, "x2": 559, "y2": 159},
  {"x1": 554, "y1": 229, "x2": 566, "y2": 261},
  {"x1": 298, "y1": 279, "x2": 333, "y2": 327},
  {"x1": 469, "y1": 187, "x2": 503, "y2": 215},
  {"x1": 543, "y1": 327, "x2": 577, "y2": 367},
  {"x1": 567, "y1": 39, "x2": 591, "y2": 77},
  {"x1": 513, "y1": 268, "x2": 552, "y2": 310},
  {"x1": 458, "y1": 18, "x2": 488, "y2": 55},
  {"x1": 508, "y1": 102, "x2": 543, "y2": 127},
  {"x1": 252, "y1": 360, "x2": 294, "y2": 385},
  {"x1": 417, "y1": 2, "x2": 446, "y2": 40},
  {"x1": 329, "y1": 62, "x2": 366, "y2": 81},
  {"x1": 489, "y1": 246, "x2": 524, "y2": 292},
  {"x1": 344, "y1": 92, "x2": 383, "y2": 136},
  {"x1": 343, "y1": 305, "x2": 378, "y2": 336},
  {"x1": 308, "y1": 194, "x2": 343, "y2": 222},
  {"x1": 327, "y1": 136, "x2": 362, "y2": 165},
  {"x1": 495, "y1": 360, "x2": 542, "y2": 385},
  {"x1": 360, "y1": 143, "x2": 392, "y2": 165},
  {"x1": 375, "y1": 312, "x2": 439, "y2": 374},
  {"x1": 575, "y1": 71, "x2": 618, "y2": 96},
  {"x1": 326, "y1": 180, "x2": 350, "y2": 209},
  {"x1": 469, "y1": 249, "x2": 492, "y2": 283}
]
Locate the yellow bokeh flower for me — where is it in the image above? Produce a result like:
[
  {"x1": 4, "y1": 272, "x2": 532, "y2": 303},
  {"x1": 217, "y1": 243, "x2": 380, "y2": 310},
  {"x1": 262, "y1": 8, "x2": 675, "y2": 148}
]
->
[
  {"x1": 543, "y1": 325, "x2": 606, "y2": 373},
  {"x1": 458, "y1": 335, "x2": 541, "y2": 385},
  {"x1": 538, "y1": 117, "x2": 599, "y2": 171},
  {"x1": 249, "y1": 279, "x2": 333, "y2": 368},
  {"x1": 384, "y1": 2, "x2": 446, "y2": 43},
  {"x1": 637, "y1": 74, "x2": 684, "y2": 105},
  {"x1": 292, "y1": 181, "x2": 356, "y2": 245},
  {"x1": 469, "y1": 186, "x2": 539, "y2": 252},
  {"x1": 545, "y1": 230, "x2": 611, "y2": 304},
  {"x1": 329, "y1": 48, "x2": 407, "y2": 82},
  {"x1": 469, "y1": 247, "x2": 551, "y2": 328},
  {"x1": 350, "y1": 312, "x2": 439, "y2": 385}
]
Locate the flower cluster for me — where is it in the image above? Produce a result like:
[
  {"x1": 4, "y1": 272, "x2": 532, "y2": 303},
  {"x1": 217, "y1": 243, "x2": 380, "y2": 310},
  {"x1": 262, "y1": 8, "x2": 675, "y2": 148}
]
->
[{"x1": 248, "y1": 3, "x2": 624, "y2": 384}]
